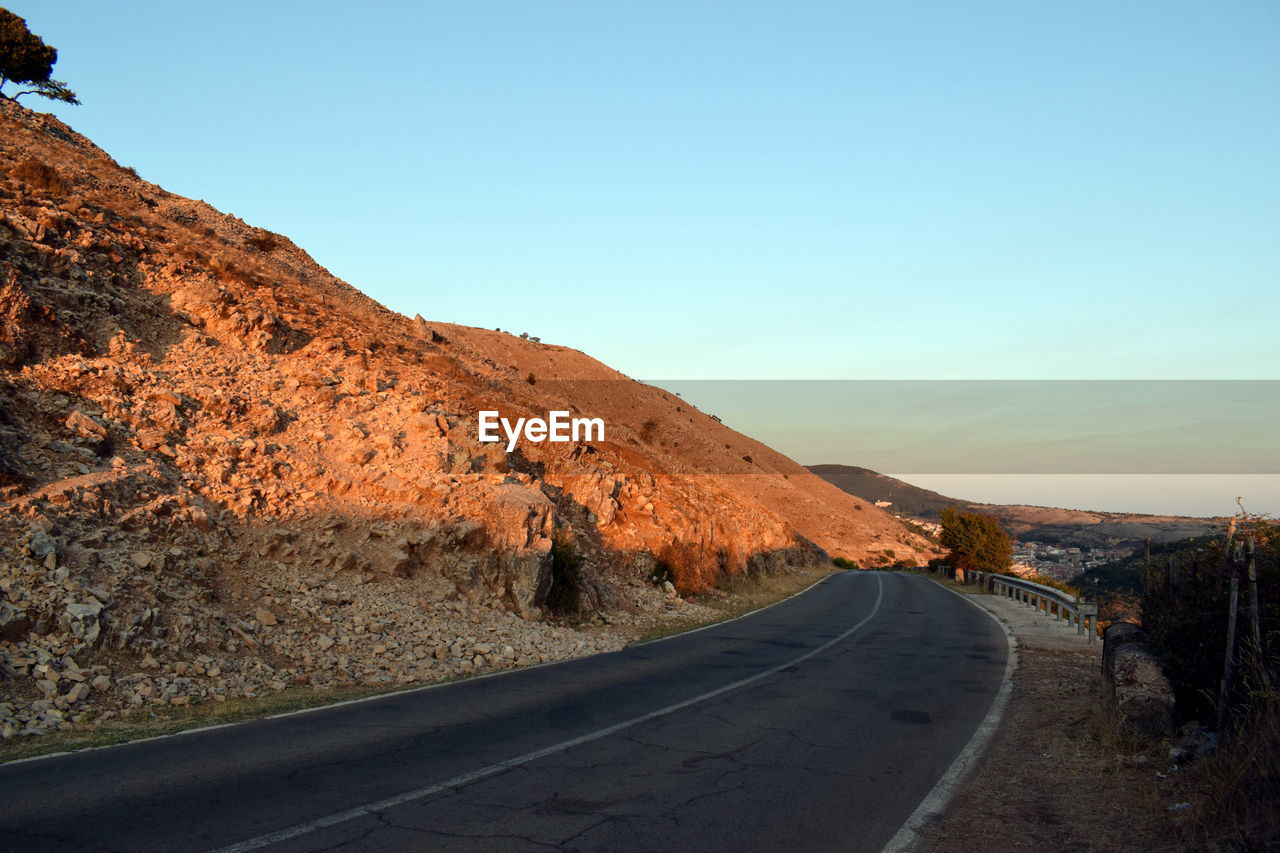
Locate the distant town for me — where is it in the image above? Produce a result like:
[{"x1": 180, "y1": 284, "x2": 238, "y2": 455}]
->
[
  {"x1": 886, "y1": 510, "x2": 1134, "y2": 582},
  {"x1": 1010, "y1": 542, "x2": 1135, "y2": 582}
]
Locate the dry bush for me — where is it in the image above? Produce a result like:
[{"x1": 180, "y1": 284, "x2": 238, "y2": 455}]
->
[
  {"x1": 244, "y1": 232, "x2": 279, "y2": 253},
  {"x1": 1185, "y1": 659, "x2": 1280, "y2": 850},
  {"x1": 658, "y1": 540, "x2": 721, "y2": 595},
  {"x1": 544, "y1": 532, "x2": 583, "y2": 617},
  {"x1": 1142, "y1": 523, "x2": 1278, "y2": 720},
  {"x1": 9, "y1": 156, "x2": 68, "y2": 195},
  {"x1": 638, "y1": 419, "x2": 659, "y2": 444}
]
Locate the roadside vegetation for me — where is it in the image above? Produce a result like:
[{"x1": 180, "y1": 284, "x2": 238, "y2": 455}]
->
[
  {"x1": 634, "y1": 561, "x2": 839, "y2": 643},
  {"x1": 938, "y1": 506, "x2": 1014, "y2": 574},
  {"x1": 1134, "y1": 515, "x2": 1279, "y2": 849},
  {"x1": 927, "y1": 509, "x2": 1279, "y2": 851}
]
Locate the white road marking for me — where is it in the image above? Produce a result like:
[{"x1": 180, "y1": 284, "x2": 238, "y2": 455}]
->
[
  {"x1": 879, "y1": 578, "x2": 1019, "y2": 853},
  {"x1": 210, "y1": 573, "x2": 885, "y2": 853}
]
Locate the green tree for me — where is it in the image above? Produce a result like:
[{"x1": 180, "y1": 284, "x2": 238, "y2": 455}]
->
[
  {"x1": 0, "y1": 9, "x2": 78, "y2": 105},
  {"x1": 938, "y1": 506, "x2": 1013, "y2": 574}
]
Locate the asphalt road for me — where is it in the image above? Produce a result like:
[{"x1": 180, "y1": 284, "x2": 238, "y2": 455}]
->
[{"x1": 0, "y1": 571, "x2": 1009, "y2": 853}]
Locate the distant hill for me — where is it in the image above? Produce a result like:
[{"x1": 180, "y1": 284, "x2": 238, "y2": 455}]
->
[
  {"x1": 808, "y1": 464, "x2": 1227, "y2": 551},
  {"x1": 805, "y1": 465, "x2": 960, "y2": 519}
]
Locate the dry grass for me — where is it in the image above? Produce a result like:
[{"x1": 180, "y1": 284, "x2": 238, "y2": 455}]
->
[
  {"x1": 899, "y1": 567, "x2": 981, "y2": 595},
  {"x1": 634, "y1": 562, "x2": 840, "y2": 643},
  {"x1": 1180, "y1": 665, "x2": 1280, "y2": 851},
  {"x1": 9, "y1": 156, "x2": 68, "y2": 195},
  {"x1": 920, "y1": 650, "x2": 1183, "y2": 852},
  {"x1": 911, "y1": 569, "x2": 1279, "y2": 850},
  {"x1": 911, "y1": 567, "x2": 1189, "y2": 852}
]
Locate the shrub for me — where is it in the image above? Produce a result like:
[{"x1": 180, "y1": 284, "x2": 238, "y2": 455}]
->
[
  {"x1": 244, "y1": 232, "x2": 279, "y2": 253},
  {"x1": 939, "y1": 506, "x2": 1013, "y2": 573},
  {"x1": 649, "y1": 560, "x2": 674, "y2": 586},
  {"x1": 1025, "y1": 572, "x2": 1078, "y2": 597},
  {"x1": 9, "y1": 156, "x2": 67, "y2": 195},
  {"x1": 1186, "y1": 658, "x2": 1280, "y2": 849},
  {"x1": 1140, "y1": 522, "x2": 1279, "y2": 723},
  {"x1": 658, "y1": 540, "x2": 718, "y2": 595},
  {"x1": 545, "y1": 532, "x2": 583, "y2": 616},
  {"x1": 832, "y1": 557, "x2": 858, "y2": 570}
]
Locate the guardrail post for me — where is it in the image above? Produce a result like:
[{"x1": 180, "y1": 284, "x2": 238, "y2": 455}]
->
[{"x1": 1079, "y1": 603, "x2": 1098, "y2": 644}]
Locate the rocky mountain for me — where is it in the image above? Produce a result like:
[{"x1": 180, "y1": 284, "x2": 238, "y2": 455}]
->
[
  {"x1": 0, "y1": 100, "x2": 932, "y2": 739},
  {"x1": 809, "y1": 463, "x2": 1226, "y2": 550}
]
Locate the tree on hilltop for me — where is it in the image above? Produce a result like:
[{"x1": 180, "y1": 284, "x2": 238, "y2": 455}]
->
[
  {"x1": 0, "y1": 8, "x2": 79, "y2": 105},
  {"x1": 939, "y1": 506, "x2": 1013, "y2": 574}
]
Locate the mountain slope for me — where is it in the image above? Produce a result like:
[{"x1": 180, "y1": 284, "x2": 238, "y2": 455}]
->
[
  {"x1": 808, "y1": 464, "x2": 1225, "y2": 549},
  {"x1": 806, "y1": 464, "x2": 960, "y2": 518},
  {"x1": 0, "y1": 101, "x2": 931, "y2": 738}
]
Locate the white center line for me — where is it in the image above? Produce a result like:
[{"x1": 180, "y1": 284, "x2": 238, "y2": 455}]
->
[{"x1": 210, "y1": 573, "x2": 885, "y2": 853}]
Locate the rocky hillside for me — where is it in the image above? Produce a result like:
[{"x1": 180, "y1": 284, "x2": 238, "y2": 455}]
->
[{"x1": 0, "y1": 101, "x2": 931, "y2": 739}]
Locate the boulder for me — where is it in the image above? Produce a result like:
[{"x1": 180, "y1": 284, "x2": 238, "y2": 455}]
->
[
  {"x1": 28, "y1": 531, "x2": 58, "y2": 560},
  {"x1": 64, "y1": 600, "x2": 104, "y2": 644},
  {"x1": 0, "y1": 603, "x2": 31, "y2": 641},
  {"x1": 1102, "y1": 621, "x2": 1144, "y2": 681},
  {"x1": 65, "y1": 410, "x2": 107, "y2": 439},
  {"x1": 1112, "y1": 644, "x2": 1175, "y2": 737}
]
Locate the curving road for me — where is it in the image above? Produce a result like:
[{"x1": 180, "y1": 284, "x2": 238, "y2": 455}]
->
[{"x1": 0, "y1": 571, "x2": 1010, "y2": 853}]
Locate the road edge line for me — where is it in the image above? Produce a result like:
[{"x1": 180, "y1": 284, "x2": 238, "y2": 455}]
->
[{"x1": 879, "y1": 577, "x2": 1019, "y2": 853}]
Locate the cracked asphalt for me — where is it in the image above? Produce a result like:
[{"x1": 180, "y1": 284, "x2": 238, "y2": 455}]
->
[{"x1": 0, "y1": 571, "x2": 1008, "y2": 853}]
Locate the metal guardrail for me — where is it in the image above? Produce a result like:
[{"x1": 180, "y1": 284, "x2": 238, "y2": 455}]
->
[{"x1": 963, "y1": 570, "x2": 1099, "y2": 642}]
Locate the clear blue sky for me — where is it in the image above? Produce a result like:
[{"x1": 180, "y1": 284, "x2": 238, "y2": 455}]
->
[
  {"x1": 17, "y1": 1, "x2": 1279, "y2": 381},
  {"x1": 10, "y1": 2, "x2": 1280, "y2": 514}
]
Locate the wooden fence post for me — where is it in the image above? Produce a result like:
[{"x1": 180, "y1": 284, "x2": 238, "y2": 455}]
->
[
  {"x1": 1246, "y1": 535, "x2": 1261, "y2": 654},
  {"x1": 1217, "y1": 573, "x2": 1240, "y2": 735}
]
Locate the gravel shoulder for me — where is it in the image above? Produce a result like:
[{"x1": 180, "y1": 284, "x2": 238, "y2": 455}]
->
[{"x1": 915, "y1": 573, "x2": 1185, "y2": 853}]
